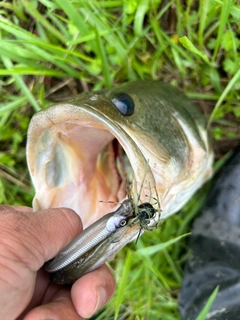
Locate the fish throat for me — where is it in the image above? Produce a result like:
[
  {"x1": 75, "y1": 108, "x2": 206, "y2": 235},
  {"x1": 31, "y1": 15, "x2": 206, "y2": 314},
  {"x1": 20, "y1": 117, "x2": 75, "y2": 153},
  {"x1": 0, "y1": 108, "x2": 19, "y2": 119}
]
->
[{"x1": 29, "y1": 117, "x2": 137, "y2": 229}]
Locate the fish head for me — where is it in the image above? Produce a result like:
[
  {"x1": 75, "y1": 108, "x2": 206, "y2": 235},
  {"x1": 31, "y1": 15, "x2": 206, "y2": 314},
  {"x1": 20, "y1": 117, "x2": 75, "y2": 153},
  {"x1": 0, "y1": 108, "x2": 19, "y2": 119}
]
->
[{"x1": 27, "y1": 80, "x2": 213, "y2": 230}]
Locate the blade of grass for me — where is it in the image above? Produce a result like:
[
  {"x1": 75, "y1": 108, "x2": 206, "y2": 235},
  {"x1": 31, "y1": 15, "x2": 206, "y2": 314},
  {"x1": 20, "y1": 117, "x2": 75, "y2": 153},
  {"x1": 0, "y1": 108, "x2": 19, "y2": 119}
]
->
[
  {"x1": 0, "y1": 40, "x2": 96, "y2": 77},
  {"x1": 0, "y1": 21, "x2": 82, "y2": 74},
  {"x1": 186, "y1": 93, "x2": 219, "y2": 100},
  {"x1": 134, "y1": 0, "x2": 149, "y2": 36},
  {"x1": 0, "y1": 44, "x2": 45, "y2": 68},
  {"x1": 160, "y1": 32, "x2": 194, "y2": 61},
  {"x1": 23, "y1": 2, "x2": 65, "y2": 42},
  {"x1": 114, "y1": 250, "x2": 134, "y2": 320},
  {"x1": 0, "y1": 19, "x2": 48, "y2": 42},
  {"x1": 93, "y1": 1, "x2": 123, "y2": 8},
  {"x1": 137, "y1": 233, "x2": 190, "y2": 256},
  {"x1": 80, "y1": 6, "x2": 127, "y2": 61},
  {"x1": 185, "y1": 0, "x2": 193, "y2": 36},
  {"x1": 0, "y1": 96, "x2": 27, "y2": 115},
  {"x1": 171, "y1": 48, "x2": 187, "y2": 76},
  {"x1": 68, "y1": 29, "x2": 114, "y2": 45},
  {"x1": 212, "y1": 0, "x2": 232, "y2": 62},
  {"x1": 196, "y1": 286, "x2": 219, "y2": 320},
  {"x1": 179, "y1": 36, "x2": 211, "y2": 65},
  {"x1": 198, "y1": 0, "x2": 211, "y2": 49},
  {"x1": 1, "y1": 57, "x2": 40, "y2": 111},
  {"x1": 22, "y1": 43, "x2": 83, "y2": 77},
  {"x1": 54, "y1": 0, "x2": 90, "y2": 40},
  {"x1": 163, "y1": 249, "x2": 182, "y2": 284},
  {"x1": 48, "y1": 13, "x2": 71, "y2": 40},
  {"x1": 208, "y1": 68, "x2": 240, "y2": 125},
  {"x1": 94, "y1": 27, "x2": 112, "y2": 88},
  {"x1": 175, "y1": 0, "x2": 184, "y2": 34},
  {"x1": 0, "y1": 67, "x2": 66, "y2": 77},
  {"x1": 10, "y1": 39, "x2": 95, "y2": 63},
  {"x1": 135, "y1": 249, "x2": 172, "y2": 291}
]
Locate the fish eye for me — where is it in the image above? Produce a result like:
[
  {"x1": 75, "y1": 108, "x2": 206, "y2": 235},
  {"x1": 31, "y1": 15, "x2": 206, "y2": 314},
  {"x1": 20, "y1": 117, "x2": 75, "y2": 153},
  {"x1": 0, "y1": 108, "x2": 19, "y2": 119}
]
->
[
  {"x1": 119, "y1": 219, "x2": 127, "y2": 227},
  {"x1": 111, "y1": 93, "x2": 135, "y2": 116}
]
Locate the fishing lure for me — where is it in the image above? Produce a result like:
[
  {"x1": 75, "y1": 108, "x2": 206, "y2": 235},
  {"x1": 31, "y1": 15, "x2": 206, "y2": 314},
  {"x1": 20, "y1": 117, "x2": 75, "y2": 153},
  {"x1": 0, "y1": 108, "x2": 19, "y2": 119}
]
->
[
  {"x1": 46, "y1": 199, "x2": 161, "y2": 284},
  {"x1": 46, "y1": 170, "x2": 162, "y2": 284},
  {"x1": 45, "y1": 199, "x2": 139, "y2": 284}
]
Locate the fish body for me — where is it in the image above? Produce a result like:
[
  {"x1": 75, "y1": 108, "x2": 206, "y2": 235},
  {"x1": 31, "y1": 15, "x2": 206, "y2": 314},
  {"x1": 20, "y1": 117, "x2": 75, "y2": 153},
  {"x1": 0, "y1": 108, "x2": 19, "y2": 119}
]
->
[{"x1": 27, "y1": 80, "x2": 213, "y2": 281}]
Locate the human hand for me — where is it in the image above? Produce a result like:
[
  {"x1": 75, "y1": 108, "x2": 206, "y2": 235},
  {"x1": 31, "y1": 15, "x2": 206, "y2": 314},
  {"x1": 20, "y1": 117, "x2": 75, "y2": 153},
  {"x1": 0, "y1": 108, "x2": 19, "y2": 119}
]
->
[{"x1": 0, "y1": 205, "x2": 116, "y2": 320}]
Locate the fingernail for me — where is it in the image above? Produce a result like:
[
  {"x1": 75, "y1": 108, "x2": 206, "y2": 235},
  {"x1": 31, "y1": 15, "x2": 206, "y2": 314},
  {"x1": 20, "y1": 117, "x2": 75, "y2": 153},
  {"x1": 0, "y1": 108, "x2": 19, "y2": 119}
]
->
[{"x1": 95, "y1": 286, "x2": 107, "y2": 312}]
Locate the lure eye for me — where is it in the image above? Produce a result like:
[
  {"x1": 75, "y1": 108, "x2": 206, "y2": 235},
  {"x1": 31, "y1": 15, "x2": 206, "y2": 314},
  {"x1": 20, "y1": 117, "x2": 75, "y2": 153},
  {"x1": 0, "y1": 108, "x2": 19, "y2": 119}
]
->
[
  {"x1": 119, "y1": 219, "x2": 127, "y2": 227},
  {"x1": 111, "y1": 93, "x2": 135, "y2": 116}
]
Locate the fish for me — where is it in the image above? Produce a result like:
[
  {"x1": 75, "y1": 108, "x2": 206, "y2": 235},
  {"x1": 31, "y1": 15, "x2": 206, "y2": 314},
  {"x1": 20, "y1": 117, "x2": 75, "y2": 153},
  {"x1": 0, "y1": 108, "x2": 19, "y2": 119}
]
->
[{"x1": 26, "y1": 80, "x2": 213, "y2": 282}]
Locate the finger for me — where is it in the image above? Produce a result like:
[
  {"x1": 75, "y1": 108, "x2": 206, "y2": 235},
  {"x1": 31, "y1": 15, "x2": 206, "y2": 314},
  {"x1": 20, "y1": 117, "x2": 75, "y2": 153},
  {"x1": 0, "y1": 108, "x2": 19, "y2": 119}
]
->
[
  {"x1": 0, "y1": 205, "x2": 33, "y2": 213},
  {"x1": 0, "y1": 207, "x2": 82, "y2": 319},
  {"x1": 0, "y1": 207, "x2": 82, "y2": 271},
  {"x1": 71, "y1": 264, "x2": 116, "y2": 318},
  {"x1": 22, "y1": 289, "x2": 82, "y2": 320},
  {"x1": 29, "y1": 207, "x2": 83, "y2": 267},
  {"x1": 16, "y1": 269, "x2": 50, "y2": 320}
]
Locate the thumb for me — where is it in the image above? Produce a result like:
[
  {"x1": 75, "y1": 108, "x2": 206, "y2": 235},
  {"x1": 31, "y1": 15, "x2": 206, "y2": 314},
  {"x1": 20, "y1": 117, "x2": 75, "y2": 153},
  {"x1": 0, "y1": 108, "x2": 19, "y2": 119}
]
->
[{"x1": 0, "y1": 206, "x2": 82, "y2": 271}]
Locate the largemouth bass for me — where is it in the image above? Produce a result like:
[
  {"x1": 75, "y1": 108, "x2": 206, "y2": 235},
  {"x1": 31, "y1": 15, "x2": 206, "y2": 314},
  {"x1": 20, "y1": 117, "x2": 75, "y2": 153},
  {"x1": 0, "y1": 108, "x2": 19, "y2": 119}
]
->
[{"x1": 26, "y1": 80, "x2": 213, "y2": 281}]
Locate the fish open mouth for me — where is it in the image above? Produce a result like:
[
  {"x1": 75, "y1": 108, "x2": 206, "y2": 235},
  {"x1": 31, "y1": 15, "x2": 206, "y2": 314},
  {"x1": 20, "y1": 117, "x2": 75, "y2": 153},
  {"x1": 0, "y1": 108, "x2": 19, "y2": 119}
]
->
[{"x1": 27, "y1": 102, "x2": 153, "y2": 229}]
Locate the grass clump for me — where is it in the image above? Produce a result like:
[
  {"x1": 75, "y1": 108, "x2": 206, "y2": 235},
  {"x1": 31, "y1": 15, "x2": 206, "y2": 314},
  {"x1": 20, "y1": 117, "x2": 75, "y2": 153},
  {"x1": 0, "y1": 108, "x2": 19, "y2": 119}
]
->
[{"x1": 0, "y1": 1, "x2": 239, "y2": 319}]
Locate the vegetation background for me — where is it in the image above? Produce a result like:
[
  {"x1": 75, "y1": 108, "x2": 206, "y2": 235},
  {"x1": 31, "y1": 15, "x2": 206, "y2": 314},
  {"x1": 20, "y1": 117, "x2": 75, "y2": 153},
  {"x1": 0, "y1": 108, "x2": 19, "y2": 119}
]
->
[{"x1": 0, "y1": 0, "x2": 239, "y2": 319}]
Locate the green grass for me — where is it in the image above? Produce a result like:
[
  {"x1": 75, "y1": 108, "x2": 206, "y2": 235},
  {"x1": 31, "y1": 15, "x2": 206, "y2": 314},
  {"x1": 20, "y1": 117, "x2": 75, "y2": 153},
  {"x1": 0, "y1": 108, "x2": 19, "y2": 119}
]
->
[{"x1": 0, "y1": 0, "x2": 239, "y2": 319}]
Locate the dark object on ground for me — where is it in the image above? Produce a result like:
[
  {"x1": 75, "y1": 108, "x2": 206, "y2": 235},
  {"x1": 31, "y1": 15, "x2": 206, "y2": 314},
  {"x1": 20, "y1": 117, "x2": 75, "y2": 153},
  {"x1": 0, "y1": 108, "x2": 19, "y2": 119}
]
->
[{"x1": 179, "y1": 148, "x2": 240, "y2": 320}]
